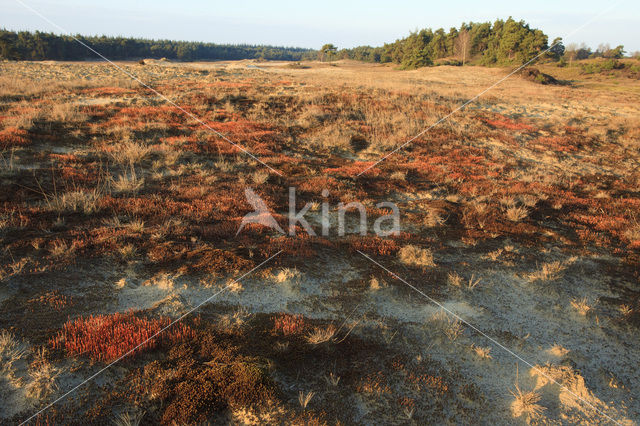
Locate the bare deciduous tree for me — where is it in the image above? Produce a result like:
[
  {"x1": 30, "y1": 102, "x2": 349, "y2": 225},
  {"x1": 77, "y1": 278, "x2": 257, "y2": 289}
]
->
[{"x1": 455, "y1": 29, "x2": 471, "y2": 65}]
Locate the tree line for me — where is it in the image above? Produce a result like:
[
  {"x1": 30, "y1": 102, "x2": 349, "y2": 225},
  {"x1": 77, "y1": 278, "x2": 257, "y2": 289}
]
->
[
  {"x1": 330, "y1": 17, "x2": 631, "y2": 69},
  {"x1": 331, "y1": 18, "x2": 555, "y2": 68},
  {"x1": 1, "y1": 22, "x2": 632, "y2": 68},
  {"x1": 563, "y1": 43, "x2": 626, "y2": 63},
  {"x1": 0, "y1": 29, "x2": 316, "y2": 61}
]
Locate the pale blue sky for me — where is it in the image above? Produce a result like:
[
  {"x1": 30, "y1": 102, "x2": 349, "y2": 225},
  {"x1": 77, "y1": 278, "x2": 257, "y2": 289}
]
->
[{"x1": 3, "y1": 0, "x2": 639, "y2": 51}]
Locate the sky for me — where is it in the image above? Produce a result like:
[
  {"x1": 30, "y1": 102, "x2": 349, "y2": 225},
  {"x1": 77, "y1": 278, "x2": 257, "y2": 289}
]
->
[{"x1": 2, "y1": 0, "x2": 640, "y2": 52}]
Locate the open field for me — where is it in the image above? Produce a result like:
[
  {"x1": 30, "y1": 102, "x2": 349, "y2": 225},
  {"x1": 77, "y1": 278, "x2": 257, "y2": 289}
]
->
[{"x1": 0, "y1": 58, "x2": 639, "y2": 424}]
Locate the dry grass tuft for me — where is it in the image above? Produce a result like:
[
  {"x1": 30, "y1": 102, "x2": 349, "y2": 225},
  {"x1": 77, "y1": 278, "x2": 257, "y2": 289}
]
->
[
  {"x1": 423, "y1": 209, "x2": 445, "y2": 227},
  {"x1": 219, "y1": 308, "x2": 252, "y2": 331},
  {"x1": 298, "y1": 390, "x2": 315, "y2": 410},
  {"x1": 570, "y1": 297, "x2": 593, "y2": 316},
  {"x1": 547, "y1": 344, "x2": 570, "y2": 358},
  {"x1": 519, "y1": 194, "x2": 539, "y2": 207},
  {"x1": 109, "y1": 141, "x2": 151, "y2": 165},
  {"x1": 118, "y1": 244, "x2": 137, "y2": 260},
  {"x1": 526, "y1": 261, "x2": 567, "y2": 282},
  {"x1": 369, "y1": 276, "x2": 386, "y2": 290},
  {"x1": 471, "y1": 344, "x2": 492, "y2": 359},
  {"x1": 390, "y1": 171, "x2": 406, "y2": 181},
  {"x1": 273, "y1": 267, "x2": 300, "y2": 283},
  {"x1": 251, "y1": 170, "x2": 270, "y2": 185},
  {"x1": 510, "y1": 384, "x2": 545, "y2": 421},
  {"x1": 306, "y1": 325, "x2": 336, "y2": 345},
  {"x1": 447, "y1": 272, "x2": 463, "y2": 287},
  {"x1": 443, "y1": 318, "x2": 463, "y2": 341},
  {"x1": 48, "y1": 189, "x2": 102, "y2": 214},
  {"x1": 49, "y1": 240, "x2": 74, "y2": 258},
  {"x1": 215, "y1": 159, "x2": 234, "y2": 172},
  {"x1": 324, "y1": 372, "x2": 340, "y2": 387},
  {"x1": 26, "y1": 349, "x2": 60, "y2": 400},
  {"x1": 0, "y1": 330, "x2": 27, "y2": 374},
  {"x1": 112, "y1": 410, "x2": 145, "y2": 426},
  {"x1": 127, "y1": 219, "x2": 145, "y2": 233},
  {"x1": 49, "y1": 103, "x2": 87, "y2": 123},
  {"x1": 624, "y1": 223, "x2": 640, "y2": 244},
  {"x1": 467, "y1": 274, "x2": 481, "y2": 290},
  {"x1": 619, "y1": 304, "x2": 633, "y2": 318},
  {"x1": 226, "y1": 279, "x2": 244, "y2": 293},
  {"x1": 112, "y1": 168, "x2": 144, "y2": 193},
  {"x1": 398, "y1": 244, "x2": 435, "y2": 268},
  {"x1": 505, "y1": 206, "x2": 529, "y2": 222}
]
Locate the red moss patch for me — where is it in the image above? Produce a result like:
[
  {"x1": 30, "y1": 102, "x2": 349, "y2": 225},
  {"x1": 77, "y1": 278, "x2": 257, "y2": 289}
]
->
[
  {"x1": 273, "y1": 313, "x2": 307, "y2": 336},
  {"x1": 50, "y1": 312, "x2": 195, "y2": 362},
  {"x1": 27, "y1": 291, "x2": 72, "y2": 312},
  {"x1": 483, "y1": 114, "x2": 535, "y2": 132},
  {"x1": 0, "y1": 126, "x2": 30, "y2": 148}
]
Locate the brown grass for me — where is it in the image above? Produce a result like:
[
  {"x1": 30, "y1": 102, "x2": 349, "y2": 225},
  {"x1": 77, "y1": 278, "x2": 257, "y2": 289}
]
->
[{"x1": 398, "y1": 244, "x2": 435, "y2": 268}]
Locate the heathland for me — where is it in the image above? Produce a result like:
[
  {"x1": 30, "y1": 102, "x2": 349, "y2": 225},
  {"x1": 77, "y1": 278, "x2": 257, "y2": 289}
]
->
[{"x1": 0, "y1": 57, "x2": 639, "y2": 424}]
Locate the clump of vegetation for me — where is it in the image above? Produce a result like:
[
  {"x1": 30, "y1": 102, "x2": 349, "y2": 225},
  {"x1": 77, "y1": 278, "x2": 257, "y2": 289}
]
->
[
  {"x1": 273, "y1": 313, "x2": 307, "y2": 336},
  {"x1": 340, "y1": 18, "x2": 550, "y2": 68},
  {"x1": 510, "y1": 384, "x2": 545, "y2": 421},
  {"x1": 520, "y1": 68, "x2": 560, "y2": 85},
  {"x1": 398, "y1": 244, "x2": 435, "y2": 268},
  {"x1": 50, "y1": 312, "x2": 196, "y2": 362},
  {"x1": 0, "y1": 330, "x2": 27, "y2": 376},
  {"x1": 305, "y1": 324, "x2": 337, "y2": 344},
  {"x1": 581, "y1": 58, "x2": 625, "y2": 74},
  {"x1": 505, "y1": 206, "x2": 529, "y2": 222},
  {"x1": 47, "y1": 189, "x2": 102, "y2": 214},
  {"x1": 287, "y1": 62, "x2": 310, "y2": 69},
  {"x1": 525, "y1": 261, "x2": 567, "y2": 282},
  {"x1": 137, "y1": 336, "x2": 279, "y2": 424},
  {"x1": 26, "y1": 349, "x2": 60, "y2": 400},
  {"x1": 570, "y1": 297, "x2": 593, "y2": 316}
]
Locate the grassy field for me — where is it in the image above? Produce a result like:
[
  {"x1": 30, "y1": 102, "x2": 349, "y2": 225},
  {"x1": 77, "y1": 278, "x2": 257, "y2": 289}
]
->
[{"x1": 0, "y1": 58, "x2": 639, "y2": 424}]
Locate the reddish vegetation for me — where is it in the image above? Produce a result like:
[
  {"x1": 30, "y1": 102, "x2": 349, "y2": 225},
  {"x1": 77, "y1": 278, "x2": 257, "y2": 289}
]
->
[
  {"x1": 346, "y1": 235, "x2": 401, "y2": 256},
  {"x1": 28, "y1": 291, "x2": 72, "y2": 312},
  {"x1": 273, "y1": 313, "x2": 307, "y2": 335},
  {"x1": 325, "y1": 162, "x2": 382, "y2": 177},
  {"x1": 264, "y1": 235, "x2": 317, "y2": 257},
  {"x1": 533, "y1": 135, "x2": 581, "y2": 152},
  {"x1": 483, "y1": 114, "x2": 535, "y2": 131},
  {"x1": 0, "y1": 126, "x2": 29, "y2": 148},
  {"x1": 1, "y1": 62, "x2": 638, "y2": 424},
  {"x1": 50, "y1": 312, "x2": 195, "y2": 362}
]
